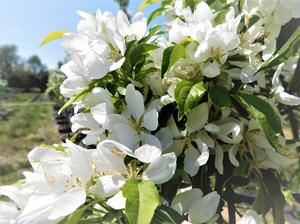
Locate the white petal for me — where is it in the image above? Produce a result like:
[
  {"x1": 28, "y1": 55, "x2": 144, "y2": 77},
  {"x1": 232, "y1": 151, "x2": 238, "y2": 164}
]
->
[
  {"x1": 186, "y1": 103, "x2": 208, "y2": 134},
  {"x1": 125, "y1": 84, "x2": 145, "y2": 121},
  {"x1": 98, "y1": 140, "x2": 135, "y2": 157},
  {"x1": 272, "y1": 63, "x2": 284, "y2": 88},
  {"x1": 140, "y1": 133, "x2": 162, "y2": 150},
  {"x1": 0, "y1": 201, "x2": 19, "y2": 222},
  {"x1": 237, "y1": 209, "x2": 260, "y2": 224},
  {"x1": 65, "y1": 140, "x2": 93, "y2": 185},
  {"x1": 193, "y1": 139, "x2": 209, "y2": 166},
  {"x1": 184, "y1": 144, "x2": 200, "y2": 177},
  {"x1": 188, "y1": 192, "x2": 220, "y2": 224},
  {"x1": 84, "y1": 51, "x2": 111, "y2": 79},
  {"x1": 142, "y1": 109, "x2": 158, "y2": 131},
  {"x1": 202, "y1": 61, "x2": 220, "y2": 78},
  {"x1": 91, "y1": 103, "x2": 113, "y2": 125},
  {"x1": 229, "y1": 144, "x2": 240, "y2": 167},
  {"x1": 48, "y1": 187, "x2": 86, "y2": 220},
  {"x1": 275, "y1": 91, "x2": 300, "y2": 106},
  {"x1": 171, "y1": 188, "x2": 203, "y2": 214},
  {"x1": 0, "y1": 185, "x2": 27, "y2": 209},
  {"x1": 90, "y1": 175, "x2": 125, "y2": 198},
  {"x1": 134, "y1": 145, "x2": 162, "y2": 163},
  {"x1": 113, "y1": 123, "x2": 139, "y2": 149},
  {"x1": 143, "y1": 153, "x2": 177, "y2": 184},
  {"x1": 107, "y1": 191, "x2": 126, "y2": 210},
  {"x1": 92, "y1": 146, "x2": 127, "y2": 174},
  {"x1": 27, "y1": 147, "x2": 64, "y2": 171},
  {"x1": 215, "y1": 144, "x2": 224, "y2": 175}
]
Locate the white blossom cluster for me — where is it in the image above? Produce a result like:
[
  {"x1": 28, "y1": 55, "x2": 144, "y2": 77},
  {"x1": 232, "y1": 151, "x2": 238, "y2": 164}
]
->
[{"x1": 1, "y1": 0, "x2": 300, "y2": 223}]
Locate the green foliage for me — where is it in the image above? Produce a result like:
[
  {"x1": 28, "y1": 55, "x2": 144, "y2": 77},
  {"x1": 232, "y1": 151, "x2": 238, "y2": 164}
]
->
[
  {"x1": 254, "y1": 170, "x2": 286, "y2": 224},
  {"x1": 209, "y1": 86, "x2": 231, "y2": 107},
  {"x1": 175, "y1": 80, "x2": 207, "y2": 119},
  {"x1": 161, "y1": 46, "x2": 175, "y2": 77},
  {"x1": 259, "y1": 26, "x2": 300, "y2": 71},
  {"x1": 233, "y1": 93, "x2": 283, "y2": 152},
  {"x1": 46, "y1": 70, "x2": 66, "y2": 105},
  {"x1": 151, "y1": 205, "x2": 184, "y2": 224},
  {"x1": 122, "y1": 180, "x2": 160, "y2": 224}
]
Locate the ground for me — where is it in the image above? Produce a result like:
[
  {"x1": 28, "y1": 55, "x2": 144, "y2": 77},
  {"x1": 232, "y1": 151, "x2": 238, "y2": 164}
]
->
[{"x1": 0, "y1": 92, "x2": 60, "y2": 185}]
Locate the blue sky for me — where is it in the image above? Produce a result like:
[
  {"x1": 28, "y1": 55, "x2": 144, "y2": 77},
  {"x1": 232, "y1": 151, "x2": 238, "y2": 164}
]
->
[{"x1": 0, "y1": 0, "x2": 160, "y2": 69}]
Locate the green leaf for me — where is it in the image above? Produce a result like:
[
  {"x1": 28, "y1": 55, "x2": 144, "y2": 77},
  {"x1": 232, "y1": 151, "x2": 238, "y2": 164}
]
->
[
  {"x1": 259, "y1": 26, "x2": 300, "y2": 71},
  {"x1": 209, "y1": 86, "x2": 231, "y2": 107},
  {"x1": 58, "y1": 86, "x2": 91, "y2": 115},
  {"x1": 233, "y1": 93, "x2": 283, "y2": 152},
  {"x1": 185, "y1": 82, "x2": 207, "y2": 114},
  {"x1": 148, "y1": 7, "x2": 166, "y2": 24},
  {"x1": 139, "y1": 0, "x2": 161, "y2": 11},
  {"x1": 168, "y1": 38, "x2": 195, "y2": 71},
  {"x1": 168, "y1": 44, "x2": 185, "y2": 70},
  {"x1": 174, "y1": 80, "x2": 207, "y2": 119},
  {"x1": 40, "y1": 30, "x2": 66, "y2": 47},
  {"x1": 151, "y1": 205, "x2": 184, "y2": 224},
  {"x1": 140, "y1": 25, "x2": 162, "y2": 42},
  {"x1": 123, "y1": 180, "x2": 160, "y2": 224},
  {"x1": 128, "y1": 43, "x2": 160, "y2": 67},
  {"x1": 59, "y1": 203, "x2": 91, "y2": 224},
  {"x1": 253, "y1": 170, "x2": 286, "y2": 224},
  {"x1": 161, "y1": 46, "x2": 175, "y2": 77}
]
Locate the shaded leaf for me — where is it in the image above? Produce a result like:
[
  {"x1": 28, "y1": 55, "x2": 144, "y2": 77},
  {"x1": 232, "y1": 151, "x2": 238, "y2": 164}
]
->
[
  {"x1": 161, "y1": 46, "x2": 175, "y2": 77},
  {"x1": 233, "y1": 93, "x2": 283, "y2": 152},
  {"x1": 151, "y1": 205, "x2": 184, "y2": 224},
  {"x1": 209, "y1": 86, "x2": 231, "y2": 107}
]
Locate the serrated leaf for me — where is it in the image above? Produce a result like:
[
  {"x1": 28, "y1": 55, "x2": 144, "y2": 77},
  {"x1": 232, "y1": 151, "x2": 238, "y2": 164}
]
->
[
  {"x1": 40, "y1": 30, "x2": 66, "y2": 47},
  {"x1": 174, "y1": 81, "x2": 207, "y2": 119},
  {"x1": 58, "y1": 86, "x2": 91, "y2": 115},
  {"x1": 259, "y1": 26, "x2": 300, "y2": 71},
  {"x1": 209, "y1": 86, "x2": 231, "y2": 107},
  {"x1": 123, "y1": 180, "x2": 160, "y2": 224},
  {"x1": 233, "y1": 93, "x2": 283, "y2": 152},
  {"x1": 139, "y1": 0, "x2": 161, "y2": 11}
]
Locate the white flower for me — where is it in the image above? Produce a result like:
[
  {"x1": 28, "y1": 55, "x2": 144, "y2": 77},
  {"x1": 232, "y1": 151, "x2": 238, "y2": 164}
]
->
[
  {"x1": 62, "y1": 10, "x2": 130, "y2": 80},
  {"x1": 0, "y1": 141, "x2": 92, "y2": 224},
  {"x1": 117, "y1": 11, "x2": 147, "y2": 41},
  {"x1": 157, "y1": 104, "x2": 211, "y2": 177},
  {"x1": 237, "y1": 209, "x2": 260, "y2": 224},
  {"x1": 60, "y1": 57, "x2": 91, "y2": 98},
  {"x1": 272, "y1": 63, "x2": 300, "y2": 106},
  {"x1": 104, "y1": 84, "x2": 161, "y2": 149},
  {"x1": 194, "y1": 9, "x2": 241, "y2": 65},
  {"x1": 172, "y1": 189, "x2": 220, "y2": 224},
  {"x1": 90, "y1": 140, "x2": 176, "y2": 209}
]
